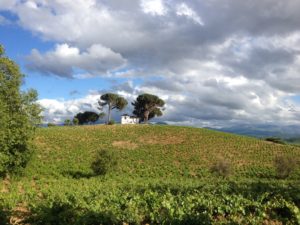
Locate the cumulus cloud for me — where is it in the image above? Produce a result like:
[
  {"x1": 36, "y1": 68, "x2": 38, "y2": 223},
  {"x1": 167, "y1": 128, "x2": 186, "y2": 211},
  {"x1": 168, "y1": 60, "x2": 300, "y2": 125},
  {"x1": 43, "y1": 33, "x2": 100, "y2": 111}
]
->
[
  {"x1": 140, "y1": 0, "x2": 167, "y2": 16},
  {"x1": 38, "y1": 93, "x2": 101, "y2": 123},
  {"x1": 175, "y1": 3, "x2": 204, "y2": 25},
  {"x1": 26, "y1": 44, "x2": 126, "y2": 78},
  {"x1": 2, "y1": 0, "x2": 300, "y2": 127},
  {"x1": 0, "y1": 0, "x2": 16, "y2": 10}
]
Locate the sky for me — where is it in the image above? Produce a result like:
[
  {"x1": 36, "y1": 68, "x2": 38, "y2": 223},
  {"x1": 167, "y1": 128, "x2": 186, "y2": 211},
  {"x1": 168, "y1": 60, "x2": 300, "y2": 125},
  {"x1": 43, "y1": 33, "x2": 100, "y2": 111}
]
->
[{"x1": 1, "y1": 0, "x2": 300, "y2": 128}]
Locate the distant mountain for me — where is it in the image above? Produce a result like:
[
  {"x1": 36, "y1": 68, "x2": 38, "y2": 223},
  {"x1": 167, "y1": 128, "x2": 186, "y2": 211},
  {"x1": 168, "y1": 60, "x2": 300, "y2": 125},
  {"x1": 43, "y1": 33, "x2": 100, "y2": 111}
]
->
[{"x1": 209, "y1": 124, "x2": 300, "y2": 140}]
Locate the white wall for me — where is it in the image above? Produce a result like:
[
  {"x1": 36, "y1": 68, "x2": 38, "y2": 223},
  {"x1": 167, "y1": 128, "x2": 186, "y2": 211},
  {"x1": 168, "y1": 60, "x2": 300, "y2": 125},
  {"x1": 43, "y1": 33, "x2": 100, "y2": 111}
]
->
[{"x1": 121, "y1": 116, "x2": 139, "y2": 124}]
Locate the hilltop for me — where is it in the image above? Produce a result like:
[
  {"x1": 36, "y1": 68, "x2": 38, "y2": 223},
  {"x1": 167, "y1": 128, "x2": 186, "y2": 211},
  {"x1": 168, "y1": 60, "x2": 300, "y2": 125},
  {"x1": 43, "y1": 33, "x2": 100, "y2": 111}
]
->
[
  {"x1": 1, "y1": 125, "x2": 300, "y2": 224},
  {"x1": 28, "y1": 124, "x2": 300, "y2": 180}
]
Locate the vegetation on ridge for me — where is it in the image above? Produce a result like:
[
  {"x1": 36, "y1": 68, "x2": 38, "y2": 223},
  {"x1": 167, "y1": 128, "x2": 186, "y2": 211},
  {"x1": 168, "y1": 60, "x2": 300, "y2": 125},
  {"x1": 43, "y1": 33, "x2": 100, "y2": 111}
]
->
[{"x1": 0, "y1": 125, "x2": 299, "y2": 224}]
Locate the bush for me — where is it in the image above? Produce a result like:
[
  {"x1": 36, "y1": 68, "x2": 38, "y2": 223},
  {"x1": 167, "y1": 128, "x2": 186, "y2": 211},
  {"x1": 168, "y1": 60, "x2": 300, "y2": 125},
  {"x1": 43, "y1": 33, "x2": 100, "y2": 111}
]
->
[
  {"x1": 210, "y1": 157, "x2": 232, "y2": 177},
  {"x1": 91, "y1": 150, "x2": 117, "y2": 176},
  {"x1": 72, "y1": 118, "x2": 79, "y2": 126},
  {"x1": 265, "y1": 137, "x2": 285, "y2": 144},
  {"x1": 47, "y1": 123, "x2": 56, "y2": 127},
  {"x1": 274, "y1": 155, "x2": 297, "y2": 179},
  {"x1": 64, "y1": 119, "x2": 72, "y2": 126},
  {"x1": 107, "y1": 120, "x2": 115, "y2": 125}
]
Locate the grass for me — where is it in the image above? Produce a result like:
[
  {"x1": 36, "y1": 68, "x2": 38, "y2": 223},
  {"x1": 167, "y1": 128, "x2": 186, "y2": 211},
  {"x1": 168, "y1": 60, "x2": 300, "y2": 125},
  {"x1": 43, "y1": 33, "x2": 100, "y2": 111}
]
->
[{"x1": 1, "y1": 125, "x2": 300, "y2": 224}]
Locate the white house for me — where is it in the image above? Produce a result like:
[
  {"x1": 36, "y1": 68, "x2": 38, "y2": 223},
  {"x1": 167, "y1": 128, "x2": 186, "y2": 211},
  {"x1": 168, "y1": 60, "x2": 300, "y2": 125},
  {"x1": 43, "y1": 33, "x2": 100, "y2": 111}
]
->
[{"x1": 121, "y1": 114, "x2": 140, "y2": 124}]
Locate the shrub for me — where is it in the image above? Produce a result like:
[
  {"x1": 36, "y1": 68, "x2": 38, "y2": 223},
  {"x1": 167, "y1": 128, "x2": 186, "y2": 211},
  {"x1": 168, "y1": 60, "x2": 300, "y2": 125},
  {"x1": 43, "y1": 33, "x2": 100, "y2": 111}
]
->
[
  {"x1": 265, "y1": 137, "x2": 285, "y2": 145},
  {"x1": 0, "y1": 204, "x2": 10, "y2": 225},
  {"x1": 107, "y1": 120, "x2": 115, "y2": 125},
  {"x1": 274, "y1": 155, "x2": 297, "y2": 179},
  {"x1": 72, "y1": 118, "x2": 79, "y2": 126},
  {"x1": 91, "y1": 150, "x2": 117, "y2": 176},
  {"x1": 47, "y1": 123, "x2": 56, "y2": 127},
  {"x1": 64, "y1": 119, "x2": 72, "y2": 126},
  {"x1": 210, "y1": 157, "x2": 232, "y2": 177}
]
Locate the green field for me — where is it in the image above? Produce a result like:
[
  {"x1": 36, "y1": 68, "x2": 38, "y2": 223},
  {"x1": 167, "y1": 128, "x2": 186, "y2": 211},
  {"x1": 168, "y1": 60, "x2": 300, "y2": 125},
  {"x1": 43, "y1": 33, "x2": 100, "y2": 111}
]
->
[{"x1": 1, "y1": 125, "x2": 300, "y2": 224}]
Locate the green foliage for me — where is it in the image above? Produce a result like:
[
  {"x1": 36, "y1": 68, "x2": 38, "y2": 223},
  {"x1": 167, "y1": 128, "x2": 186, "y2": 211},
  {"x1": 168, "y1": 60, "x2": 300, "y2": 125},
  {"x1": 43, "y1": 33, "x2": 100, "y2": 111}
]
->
[
  {"x1": 0, "y1": 45, "x2": 42, "y2": 176},
  {"x1": 0, "y1": 45, "x2": 4, "y2": 57},
  {"x1": 1, "y1": 125, "x2": 300, "y2": 224},
  {"x1": 8, "y1": 183, "x2": 300, "y2": 225},
  {"x1": 107, "y1": 119, "x2": 115, "y2": 125},
  {"x1": 210, "y1": 157, "x2": 232, "y2": 177},
  {"x1": 64, "y1": 119, "x2": 72, "y2": 126},
  {"x1": 274, "y1": 155, "x2": 298, "y2": 179},
  {"x1": 0, "y1": 203, "x2": 10, "y2": 225},
  {"x1": 98, "y1": 93, "x2": 128, "y2": 123},
  {"x1": 265, "y1": 137, "x2": 285, "y2": 144},
  {"x1": 98, "y1": 112, "x2": 106, "y2": 120},
  {"x1": 72, "y1": 118, "x2": 79, "y2": 126},
  {"x1": 91, "y1": 149, "x2": 117, "y2": 175},
  {"x1": 47, "y1": 123, "x2": 56, "y2": 127},
  {"x1": 74, "y1": 111, "x2": 99, "y2": 125},
  {"x1": 132, "y1": 93, "x2": 165, "y2": 123}
]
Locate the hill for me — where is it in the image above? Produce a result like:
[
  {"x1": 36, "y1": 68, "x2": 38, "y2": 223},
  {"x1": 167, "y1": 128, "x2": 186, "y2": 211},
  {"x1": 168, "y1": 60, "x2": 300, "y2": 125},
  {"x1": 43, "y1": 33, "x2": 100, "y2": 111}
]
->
[{"x1": 1, "y1": 125, "x2": 300, "y2": 224}]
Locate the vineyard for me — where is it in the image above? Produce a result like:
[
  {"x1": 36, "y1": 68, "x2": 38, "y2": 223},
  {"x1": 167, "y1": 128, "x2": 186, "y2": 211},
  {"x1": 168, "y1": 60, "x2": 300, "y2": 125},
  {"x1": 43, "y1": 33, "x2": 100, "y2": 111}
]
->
[{"x1": 1, "y1": 125, "x2": 300, "y2": 224}]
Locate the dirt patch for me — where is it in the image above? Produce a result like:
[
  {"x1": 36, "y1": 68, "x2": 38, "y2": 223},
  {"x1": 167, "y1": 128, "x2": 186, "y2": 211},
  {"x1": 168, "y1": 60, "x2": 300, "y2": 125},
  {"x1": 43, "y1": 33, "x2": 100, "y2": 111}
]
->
[
  {"x1": 10, "y1": 205, "x2": 30, "y2": 225},
  {"x1": 1, "y1": 176, "x2": 10, "y2": 193},
  {"x1": 139, "y1": 135, "x2": 185, "y2": 145},
  {"x1": 112, "y1": 141, "x2": 138, "y2": 149}
]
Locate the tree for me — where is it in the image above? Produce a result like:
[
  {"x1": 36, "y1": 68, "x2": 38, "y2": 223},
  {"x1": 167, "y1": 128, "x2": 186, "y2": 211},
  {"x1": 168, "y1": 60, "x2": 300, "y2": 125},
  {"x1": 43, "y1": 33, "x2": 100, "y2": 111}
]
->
[
  {"x1": 72, "y1": 117, "x2": 79, "y2": 126},
  {"x1": 98, "y1": 112, "x2": 106, "y2": 121},
  {"x1": 74, "y1": 111, "x2": 99, "y2": 125},
  {"x1": 0, "y1": 44, "x2": 42, "y2": 176},
  {"x1": 132, "y1": 93, "x2": 165, "y2": 123},
  {"x1": 64, "y1": 119, "x2": 72, "y2": 126},
  {"x1": 98, "y1": 93, "x2": 128, "y2": 123},
  {"x1": 21, "y1": 89, "x2": 43, "y2": 126}
]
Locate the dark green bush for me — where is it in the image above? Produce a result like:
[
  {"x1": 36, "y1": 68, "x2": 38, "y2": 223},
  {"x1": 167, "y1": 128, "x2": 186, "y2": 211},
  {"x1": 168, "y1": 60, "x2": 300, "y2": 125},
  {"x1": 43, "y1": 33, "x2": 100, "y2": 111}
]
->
[
  {"x1": 274, "y1": 155, "x2": 297, "y2": 179},
  {"x1": 64, "y1": 119, "x2": 72, "y2": 126},
  {"x1": 0, "y1": 204, "x2": 10, "y2": 225},
  {"x1": 91, "y1": 150, "x2": 117, "y2": 176},
  {"x1": 265, "y1": 137, "x2": 285, "y2": 144},
  {"x1": 72, "y1": 118, "x2": 79, "y2": 126},
  {"x1": 25, "y1": 200, "x2": 78, "y2": 225},
  {"x1": 107, "y1": 120, "x2": 115, "y2": 125},
  {"x1": 210, "y1": 157, "x2": 232, "y2": 178}
]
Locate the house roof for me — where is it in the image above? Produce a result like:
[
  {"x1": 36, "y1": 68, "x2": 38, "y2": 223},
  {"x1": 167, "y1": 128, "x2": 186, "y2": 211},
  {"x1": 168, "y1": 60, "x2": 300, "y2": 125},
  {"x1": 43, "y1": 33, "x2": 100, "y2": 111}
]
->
[{"x1": 121, "y1": 114, "x2": 139, "y2": 119}]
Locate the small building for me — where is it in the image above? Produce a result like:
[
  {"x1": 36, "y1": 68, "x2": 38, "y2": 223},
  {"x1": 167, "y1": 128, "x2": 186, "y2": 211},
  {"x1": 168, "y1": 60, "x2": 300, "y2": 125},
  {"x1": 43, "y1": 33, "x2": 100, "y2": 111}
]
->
[{"x1": 121, "y1": 114, "x2": 140, "y2": 124}]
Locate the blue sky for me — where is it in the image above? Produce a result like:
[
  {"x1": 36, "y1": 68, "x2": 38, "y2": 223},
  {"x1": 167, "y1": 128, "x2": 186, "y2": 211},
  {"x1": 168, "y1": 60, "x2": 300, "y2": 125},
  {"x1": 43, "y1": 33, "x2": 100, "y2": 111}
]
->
[
  {"x1": 1, "y1": 0, "x2": 300, "y2": 127},
  {"x1": 0, "y1": 21, "x2": 121, "y2": 100}
]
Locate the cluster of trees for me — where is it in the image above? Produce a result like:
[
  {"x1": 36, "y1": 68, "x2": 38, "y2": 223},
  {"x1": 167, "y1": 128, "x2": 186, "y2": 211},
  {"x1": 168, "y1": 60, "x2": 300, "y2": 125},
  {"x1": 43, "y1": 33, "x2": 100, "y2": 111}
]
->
[
  {"x1": 0, "y1": 45, "x2": 42, "y2": 176},
  {"x1": 66, "y1": 93, "x2": 165, "y2": 125}
]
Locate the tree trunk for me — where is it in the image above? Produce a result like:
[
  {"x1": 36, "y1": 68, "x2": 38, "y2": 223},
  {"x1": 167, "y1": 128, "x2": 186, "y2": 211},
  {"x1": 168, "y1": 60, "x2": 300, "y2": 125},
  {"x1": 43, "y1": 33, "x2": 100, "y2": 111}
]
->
[
  {"x1": 107, "y1": 104, "x2": 112, "y2": 124},
  {"x1": 144, "y1": 111, "x2": 150, "y2": 124}
]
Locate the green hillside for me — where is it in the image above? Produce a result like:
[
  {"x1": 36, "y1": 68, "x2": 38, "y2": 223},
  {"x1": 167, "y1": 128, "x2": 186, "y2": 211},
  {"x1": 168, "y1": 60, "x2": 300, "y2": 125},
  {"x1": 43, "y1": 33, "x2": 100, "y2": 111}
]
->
[{"x1": 1, "y1": 125, "x2": 300, "y2": 224}]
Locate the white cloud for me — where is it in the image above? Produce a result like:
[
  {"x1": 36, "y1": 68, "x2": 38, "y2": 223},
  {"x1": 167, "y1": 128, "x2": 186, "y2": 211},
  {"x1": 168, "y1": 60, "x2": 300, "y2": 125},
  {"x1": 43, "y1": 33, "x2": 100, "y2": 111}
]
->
[
  {"x1": 140, "y1": 0, "x2": 167, "y2": 16},
  {"x1": 26, "y1": 44, "x2": 126, "y2": 78},
  {"x1": 176, "y1": 3, "x2": 204, "y2": 25},
  {"x1": 2, "y1": 0, "x2": 300, "y2": 127},
  {"x1": 0, "y1": 0, "x2": 16, "y2": 10},
  {"x1": 38, "y1": 93, "x2": 101, "y2": 123}
]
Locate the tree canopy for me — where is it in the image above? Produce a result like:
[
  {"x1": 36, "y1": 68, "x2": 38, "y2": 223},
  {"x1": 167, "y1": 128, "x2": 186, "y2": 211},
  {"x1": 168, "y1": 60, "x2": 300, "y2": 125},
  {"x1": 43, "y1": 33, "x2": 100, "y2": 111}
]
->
[
  {"x1": 132, "y1": 93, "x2": 165, "y2": 123},
  {"x1": 98, "y1": 93, "x2": 127, "y2": 123},
  {"x1": 74, "y1": 111, "x2": 99, "y2": 125},
  {"x1": 0, "y1": 44, "x2": 42, "y2": 176}
]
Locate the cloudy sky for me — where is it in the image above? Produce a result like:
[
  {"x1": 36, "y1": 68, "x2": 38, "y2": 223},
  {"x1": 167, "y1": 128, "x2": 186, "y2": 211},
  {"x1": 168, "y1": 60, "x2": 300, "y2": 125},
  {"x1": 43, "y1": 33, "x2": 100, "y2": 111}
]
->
[{"x1": 1, "y1": 0, "x2": 300, "y2": 127}]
